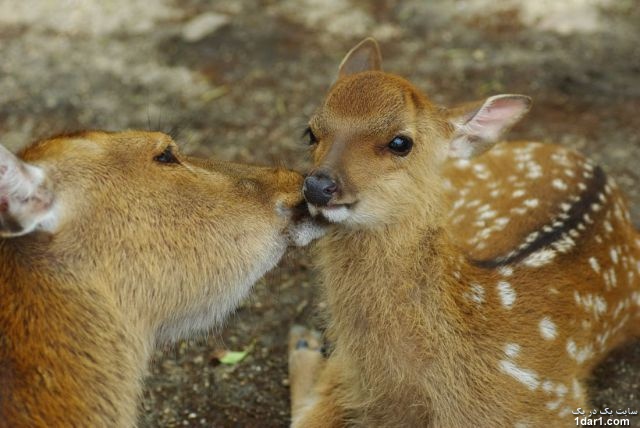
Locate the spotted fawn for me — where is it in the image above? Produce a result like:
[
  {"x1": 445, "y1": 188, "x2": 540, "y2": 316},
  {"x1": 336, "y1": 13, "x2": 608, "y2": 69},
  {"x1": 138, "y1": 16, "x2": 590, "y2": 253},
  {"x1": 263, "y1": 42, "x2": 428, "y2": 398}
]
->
[{"x1": 288, "y1": 38, "x2": 640, "y2": 427}]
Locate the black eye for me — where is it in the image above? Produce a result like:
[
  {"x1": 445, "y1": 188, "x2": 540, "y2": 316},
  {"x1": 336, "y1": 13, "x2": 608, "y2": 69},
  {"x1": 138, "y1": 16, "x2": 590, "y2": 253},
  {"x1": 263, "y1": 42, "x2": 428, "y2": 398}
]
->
[
  {"x1": 387, "y1": 135, "x2": 413, "y2": 156},
  {"x1": 303, "y1": 127, "x2": 318, "y2": 145},
  {"x1": 154, "y1": 147, "x2": 179, "y2": 164}
]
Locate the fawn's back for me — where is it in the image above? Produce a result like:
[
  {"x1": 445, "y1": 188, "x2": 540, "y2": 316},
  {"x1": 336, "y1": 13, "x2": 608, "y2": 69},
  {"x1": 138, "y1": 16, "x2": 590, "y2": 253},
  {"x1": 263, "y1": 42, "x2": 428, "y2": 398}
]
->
[{"x1": 442, "y1": 140, "x2": 640, "y2": 419}]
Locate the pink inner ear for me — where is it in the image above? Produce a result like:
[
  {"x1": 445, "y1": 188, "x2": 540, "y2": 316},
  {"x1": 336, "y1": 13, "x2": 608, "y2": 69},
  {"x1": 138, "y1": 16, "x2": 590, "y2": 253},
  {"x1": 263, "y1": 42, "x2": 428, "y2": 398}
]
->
[{"x1": 465, "y1": 97, "x2": 529, "y2": 140}]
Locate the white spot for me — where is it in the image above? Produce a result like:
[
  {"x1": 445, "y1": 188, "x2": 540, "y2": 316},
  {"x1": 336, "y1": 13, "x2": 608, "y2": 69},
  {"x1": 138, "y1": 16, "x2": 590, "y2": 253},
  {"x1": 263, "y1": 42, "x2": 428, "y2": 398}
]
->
[
  {"x1": 556, "y1": 384, "x2": 568, "y2": 396},
  {"x1": 603, "y1": 220, "x2": 613, "y2": 233},
  {"x1": 566, "y1": 339, "x2": 593, "y2": 364},
  {"x1": 511, "y1": 207, "x2": 528, "y2": 215},
  {"x1": 504, "y1": 343, "x2": 520, "y2": 359},
  {"x1": 539, "y1": 317, "x2": 557, "y2": 340},
  {"x1": 497, "y1": 281, "x2": 516, "y2": 308},
  {"x1": 499, "y1": 360, "x2": 539, "y2": 390},
  {"x1": 594, "y1": 295, "x2": 607, "y2": 314},
  {"x1": 610, "y1": 248, "x2": 619, "y2": 264},
  {"x1": 589, "y1": 257, "x2": 600, "y2": 273},
  {"x1": 512, "y1": 189, "x2": 526, "y2": 198},
  {"x1": 558, "y1": 407, "x2": 572, "y2": 418},
  {"x1": 524, "y1": 231, "x2": 540, "y2": 244},
  {"x1": 522, "y1": 249, "x2": 557, "y2": 267},
  {"x1": 526, "y1": 165, "x2": 543, "y2": 180},
  {"x1": 466, "y1": 283, "x2": 485, "y2": 304},
  {"x1": 479, "y1": 209, "x2": 498, "y2": 220},
  {"x1": 546, "y1": 399, "x2": 562, "y2": 410},
  {"x1": 552, "y1": 179, "x2": 568, "y2": 191},
  {"x1": 574, "y1": 292, "x2": 607, "y2": 318},
  {"x1": 454, "y1": 159, "x2": 470, "y2": 169},
  {"x1": 605, "y1": 183, "x2": 612, "y2": 194},
  {"x1": 494, "y1": 217, "x2": 510, "y2": 229},
  {"x1": 498, "y1": 266, "x2": 513, "y2": 277},
  {"x1": 552, "y1": 235, "x2": 575, "y2": 253},
  {"x1": 572, "y1": 379, "x2": 583, "y2": 400},
  {"x1": 523, "y1": 198, "x2": 539, "y2": 208}
]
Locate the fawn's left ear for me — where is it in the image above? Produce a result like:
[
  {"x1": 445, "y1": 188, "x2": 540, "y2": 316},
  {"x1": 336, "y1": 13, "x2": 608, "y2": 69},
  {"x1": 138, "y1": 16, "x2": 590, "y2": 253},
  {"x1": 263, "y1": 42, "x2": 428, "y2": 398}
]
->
[
  {"x1": 446, "y1": 94, "x2": 532, "y2": 159},
  {"x1": 0, "y1": 144, "x2": 56, "y2": 237},
  {"x1": 338, "y1": 37, "x2": 382, "y2": 79}
]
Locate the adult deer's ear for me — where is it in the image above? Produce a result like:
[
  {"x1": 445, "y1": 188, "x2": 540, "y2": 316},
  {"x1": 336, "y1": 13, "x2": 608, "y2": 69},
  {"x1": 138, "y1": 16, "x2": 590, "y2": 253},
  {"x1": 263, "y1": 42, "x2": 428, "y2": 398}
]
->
[
  {"x1": 0, "y1": 144, "x2": 56, "y2": 237},
  {"x1": 446, "y1": 95, "x2": 532, "y2": 159},
  {"x1": 338, "y1": 37, "x2": 382, "y2": 79}
]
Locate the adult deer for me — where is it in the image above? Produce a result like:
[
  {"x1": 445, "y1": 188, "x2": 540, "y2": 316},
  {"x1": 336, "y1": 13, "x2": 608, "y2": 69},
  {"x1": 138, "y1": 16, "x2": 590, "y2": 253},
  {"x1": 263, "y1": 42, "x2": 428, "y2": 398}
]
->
[{"x1": 0, "y1": 130, "x2": 320, "y2": 427}]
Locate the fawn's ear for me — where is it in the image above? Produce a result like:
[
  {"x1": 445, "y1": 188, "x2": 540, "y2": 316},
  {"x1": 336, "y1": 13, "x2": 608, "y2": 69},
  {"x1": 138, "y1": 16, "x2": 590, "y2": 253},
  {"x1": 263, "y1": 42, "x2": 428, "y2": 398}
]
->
[
  {"x1": 338, "y1": 37, "x2": 382, "y2": 78},
  {"x1": 446, "y1": 94, "x2": 532, "y2": 159},
  {"x1": 0, "y1": 145, "x2": 56, "y2": 237}
]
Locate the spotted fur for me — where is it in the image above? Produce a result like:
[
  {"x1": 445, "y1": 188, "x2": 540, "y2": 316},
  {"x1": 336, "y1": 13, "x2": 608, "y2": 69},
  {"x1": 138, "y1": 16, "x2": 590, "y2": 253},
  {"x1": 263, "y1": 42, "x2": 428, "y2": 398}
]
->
[{"x1": 289, "y1": 38, "x2": 640, "y2": 427}]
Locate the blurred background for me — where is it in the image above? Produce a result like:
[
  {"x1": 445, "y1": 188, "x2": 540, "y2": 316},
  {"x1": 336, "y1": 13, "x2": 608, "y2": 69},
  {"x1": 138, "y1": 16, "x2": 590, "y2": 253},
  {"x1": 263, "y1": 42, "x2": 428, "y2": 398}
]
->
[{"x1": 1, "y1": 0, "x2": 639, "y2": 426}]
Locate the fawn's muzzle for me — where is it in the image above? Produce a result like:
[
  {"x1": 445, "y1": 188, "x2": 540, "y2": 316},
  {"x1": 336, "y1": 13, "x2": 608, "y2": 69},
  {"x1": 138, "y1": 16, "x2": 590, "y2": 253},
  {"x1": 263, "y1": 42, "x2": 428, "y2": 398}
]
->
[{"x1": 303, "y1": 173, "x2": 338, "y2": 207}]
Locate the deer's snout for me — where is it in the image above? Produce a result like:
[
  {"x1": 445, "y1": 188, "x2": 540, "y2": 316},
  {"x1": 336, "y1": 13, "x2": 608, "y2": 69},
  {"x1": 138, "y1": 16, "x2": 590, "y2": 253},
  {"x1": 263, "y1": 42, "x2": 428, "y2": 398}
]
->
[{"x1": 303, "y1": 172, "x2": 338, "y2": 207}]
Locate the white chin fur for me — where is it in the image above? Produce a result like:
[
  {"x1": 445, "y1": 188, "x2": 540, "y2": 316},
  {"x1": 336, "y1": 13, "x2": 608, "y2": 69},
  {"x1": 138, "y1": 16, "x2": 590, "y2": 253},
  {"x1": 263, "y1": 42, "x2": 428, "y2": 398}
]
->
[
  {"x1": 320, "y1": 205, "x2": 351, "y2": 223},
  {"x1": 307, "y1": 203, "x2": 319, "y2": 217},
  {"x1": 288, "y1": 219, "x2": 327, "y2": 246}
]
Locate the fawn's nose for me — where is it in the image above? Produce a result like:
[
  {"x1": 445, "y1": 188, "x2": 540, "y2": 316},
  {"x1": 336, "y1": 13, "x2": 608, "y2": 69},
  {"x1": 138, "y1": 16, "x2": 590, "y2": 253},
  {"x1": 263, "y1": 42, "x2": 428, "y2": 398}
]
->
[{"x1": 303, "y1": 173, "x2": 338, "y2": 207}]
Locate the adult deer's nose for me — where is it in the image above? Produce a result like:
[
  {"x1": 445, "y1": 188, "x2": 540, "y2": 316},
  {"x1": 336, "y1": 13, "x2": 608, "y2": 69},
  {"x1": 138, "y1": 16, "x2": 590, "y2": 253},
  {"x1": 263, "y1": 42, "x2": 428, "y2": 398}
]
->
[{"x1": 303, "y1": 172, "x2": 338, "y2": 207}]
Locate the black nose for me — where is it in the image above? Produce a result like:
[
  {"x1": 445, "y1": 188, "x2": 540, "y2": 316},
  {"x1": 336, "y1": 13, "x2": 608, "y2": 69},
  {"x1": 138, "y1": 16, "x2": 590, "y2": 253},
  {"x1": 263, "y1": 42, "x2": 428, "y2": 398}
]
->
[{"x1": 303, "y1": 173, "x2": 338, "y2": 206}]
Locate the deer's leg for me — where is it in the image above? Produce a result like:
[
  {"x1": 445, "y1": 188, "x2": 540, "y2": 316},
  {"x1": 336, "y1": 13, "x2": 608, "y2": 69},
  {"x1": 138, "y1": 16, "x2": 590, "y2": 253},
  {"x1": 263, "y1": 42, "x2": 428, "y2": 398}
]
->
[
  {"x1": 288, "y1": 325, "x2": 326, "y2": 419},
  {"x1": 289, "y1": 325, "x2": 346, "y2": 427}
]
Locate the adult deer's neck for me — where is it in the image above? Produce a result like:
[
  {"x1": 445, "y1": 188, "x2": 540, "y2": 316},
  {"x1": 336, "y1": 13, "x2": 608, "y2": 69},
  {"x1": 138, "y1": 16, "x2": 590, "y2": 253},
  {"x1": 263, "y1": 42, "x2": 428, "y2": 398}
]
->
[{"x1": 0, "y1": 241, "x2": 150, "y2": 426}]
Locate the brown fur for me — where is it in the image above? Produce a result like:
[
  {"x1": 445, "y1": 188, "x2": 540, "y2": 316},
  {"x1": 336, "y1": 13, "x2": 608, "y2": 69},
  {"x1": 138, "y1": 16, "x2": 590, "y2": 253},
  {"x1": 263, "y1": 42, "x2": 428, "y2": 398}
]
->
[
  {"x1": 290, "y1": 40, "x2": 640, "y2": 427},
  {"x1": 0, "y1": 131, "x2": 314, "y2": 427}
]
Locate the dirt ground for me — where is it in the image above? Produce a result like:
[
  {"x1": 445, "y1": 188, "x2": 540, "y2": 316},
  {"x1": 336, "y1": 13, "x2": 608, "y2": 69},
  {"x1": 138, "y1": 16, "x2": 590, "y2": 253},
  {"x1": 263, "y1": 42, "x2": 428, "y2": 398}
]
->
[{"x1": 1, "y1": 0, "x2": 639, "y2": 426}]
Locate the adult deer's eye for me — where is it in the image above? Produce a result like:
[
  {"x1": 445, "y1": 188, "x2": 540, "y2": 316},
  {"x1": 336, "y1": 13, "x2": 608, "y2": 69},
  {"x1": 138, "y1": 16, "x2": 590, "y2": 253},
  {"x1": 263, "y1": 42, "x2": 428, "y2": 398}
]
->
[
  {"x1": 154, "y1": 147, "x2": 179, "y2": 164},
  {"x1": 387, "y1": 135, "x2": 413, "y2": 156},
  {"x1": 303, "y1": 127, "x2": 318, "y2": 145}
]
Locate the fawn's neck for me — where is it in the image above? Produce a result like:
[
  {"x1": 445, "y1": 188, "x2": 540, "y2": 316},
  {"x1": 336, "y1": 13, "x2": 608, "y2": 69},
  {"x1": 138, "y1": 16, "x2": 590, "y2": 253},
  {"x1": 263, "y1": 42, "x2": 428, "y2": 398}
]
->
[
  {"x1": 317, "y1": 211, "x2": 469, "y2": 360},
  {"x1": 316, "y1": 215, "x2": 474, "y2": 423}
]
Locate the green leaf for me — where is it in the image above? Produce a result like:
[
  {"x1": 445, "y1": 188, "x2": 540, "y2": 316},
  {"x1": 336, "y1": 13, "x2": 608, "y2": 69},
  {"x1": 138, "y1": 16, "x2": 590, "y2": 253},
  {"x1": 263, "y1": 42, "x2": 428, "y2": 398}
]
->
[{"x1": 218, "y1": 350, "x2": 249, "y2": 365}]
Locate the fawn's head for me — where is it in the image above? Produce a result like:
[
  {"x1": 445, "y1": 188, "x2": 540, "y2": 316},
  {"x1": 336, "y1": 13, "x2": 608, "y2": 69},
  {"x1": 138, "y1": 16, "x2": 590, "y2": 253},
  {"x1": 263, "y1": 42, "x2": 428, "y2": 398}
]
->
[
  {"x1": 303, "y1": 38, "x2": 531, "y2": 227},
  {"x1": 0, "y1": 131, "x2": 317, "y2": 339}
]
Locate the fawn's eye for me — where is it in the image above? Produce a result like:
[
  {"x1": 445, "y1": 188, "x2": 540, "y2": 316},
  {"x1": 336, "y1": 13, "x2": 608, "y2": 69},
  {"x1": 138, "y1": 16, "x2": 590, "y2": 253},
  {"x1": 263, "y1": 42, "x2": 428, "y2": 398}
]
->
[
  {"x1": 303, "y1": 127, "x2": 318, "y2": 146},
  {"x1": 154, "y1": 147, "x2": 179, "y2": 164},
  {"x1": 387, "y1": 135, "x2": 413, "y2": 156}
]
